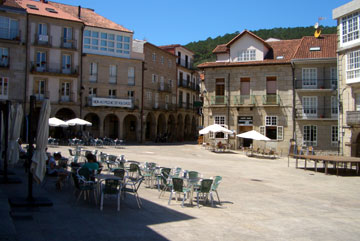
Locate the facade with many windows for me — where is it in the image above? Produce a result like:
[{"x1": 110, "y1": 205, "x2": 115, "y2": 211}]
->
[
  {"x1": 199, "y1": 30, "x2": 338, "y2": 155},
  {"x1": 0, "y1": 2, "x2": 26, "y2": 103},
  {"x1": 52, "y1": 2, "x2": 143, "y2": 141},
  {"x1": 334, "y1": 1, "x2": 360, "y2": 156}
]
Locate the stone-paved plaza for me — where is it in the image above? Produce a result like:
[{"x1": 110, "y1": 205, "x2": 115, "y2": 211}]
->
[{"x1": 1, "y1": 143, "x2": 360, "y2": 241}]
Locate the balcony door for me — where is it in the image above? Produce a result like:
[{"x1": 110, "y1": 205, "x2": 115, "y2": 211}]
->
[
  {"x1": 62, "y1": 54, "x2": 71, "y2": 74},
  {"x1": 36, "y1": 51, "x2": 46, "y2": 72},
  {"x1": 240, "y1": 77, "x2": 250, "y2": 104},
  {"x1": 215, "y1": 78, "x2": 225, "y2": 104},
  {"x1": 302, "y1": 68, "x2": 317, "y2": 89},
  {"x1": 303, "y1": 96, "x2": 317, "y2": 118},
  {"x1": 63, "y1": 27, "x2": 73, "y2": 48},
  {"x1": 35, "y1": 79, "x2": 45, "y2": 100},
  {"x1": 61, "y1": 82, "x2": 70, "y2": 102},
  {"x1": 38, "y1": 23, "x2": 48, "y2": 43},
  {"x1": 266, "y1": 76, "x2": 277, "y2": 104}
]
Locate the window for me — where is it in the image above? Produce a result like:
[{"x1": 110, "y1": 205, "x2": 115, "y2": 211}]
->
[
  {"x1": 262, "y1": 116, "x2": 283, "y2": 140},
  {"x1": 331, "y1": 96, "x2": 338, "y2": 117},
  {"x1": 160, "y1": 56, "x2": 164, "y2": 64},
  {"x1": 63, "y1": 27, "x2": 72, "y2": 48},
  {"x1": 0, "y1": 16, "x2": 19, "y2": 40},
  {"x1": 152, "y1": 74, "x2": 157, "y2": 83},
  {"x1": 215, "y1": 78, "x2": 225, "y2": 104},
  {"x1": 34, "y1": 79, "x2": 45, "y2": 100},
  {"x1": 0, "y1": 77, "x2": 8, "y2": 99},
  {"x1": 160, "y1": 76, "x2": 164, "y2": 90},
  {"x1": 330, "y1": 67, "x2": 337, "y2": 89},
  {"x1": 154, "y1": 93, "x2": 159, "y2": 108},
  {"x1": 128, "y1": 67, "x2": 135, "y2": 85},
  {"x1": 147, "y1": 91, "x2": 152, "y2": 102},
  {"x1": 356, "y1": 93, "x2": 360, "y2": 111},
  {"x1": 240, "y1": 77, "x2": 250, "y2": 95},
  {"x1": 90, "y1": 62, "x2": 97, "y2": 82},
  {"x1": 238, "y1": 49, "x2": 256, "y2": 61},
  {"x1": 346, "y1": 50, "x2": 360, "y2": 80},
  {"x1": 168, "y1": 59, "x2": 172, "y2": 68},
  {"x1": 62, "y1": 54, "x2": 71, "y2": 74},
  {"x1": 172, "y1": 96, "x2": 176, "y2": 105},
  {"x1": 108, "y1": 89, "x2": 116, "y2": 98},
  {"x1": 211, "y1": 116, "x2": 227, "y2": 139},
  {"x1": 36, "y1": 51, "x2": 46, "y2": 71},
  {"x1": 83, "y1": 29, "x2": 130, "y2": 55},
  {"x1": 89, "y1": 87, "x2": 97, "y2": 97},
  {"x1": 303, "y1": 96, "x2": 317, "y2": 117},
  {"x1": 303, "y1": 125, "x2": 317, "y2": 146},
  {"x1": 342, "y1": 12, "x2": 360, "y2": 44},
  {"x1": 152, "y1": 53, "x2": 156, "y2": 62},
  {"x1": 38, "y1": 23, "x2": 48, "y2": 42},
  {"x1": 0, "y1": 48, "x2": 9, "y2": 67},
  {"x1": 109, "y1": 65, "x2": 117, "y2": 83},
  {"x1": 61, "y1": 82, "x2": 70, "y2": 102},
  {"x1": 331, "y1": 126, "x2": 339, "y2": 147},
  {"x1": 302, "y1": 68, "x2": 317, "y2": 88},
  {"x1": 128, "y1": 90, "x2": 134, "y2": 99},
  {"x1": 165, "y1": 95, "x2": 169, "y2": 109},
  {"x1": 169, "y1": 79, "x2": 173, "y2": 89},
  {"x1": 179, "y1": 91, "x2": 183, "y2": 107}
]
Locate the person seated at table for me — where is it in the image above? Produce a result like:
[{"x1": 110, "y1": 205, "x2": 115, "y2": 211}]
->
[
  {"x1": 217, "y1": 141, "x2": 223, "y2": 149},
  {"x1": 83, "y1": 153, "x2": 100, "y2": 172},
  {"x1": 47, "y1": 152, "x2": 68, "y2": 190}
]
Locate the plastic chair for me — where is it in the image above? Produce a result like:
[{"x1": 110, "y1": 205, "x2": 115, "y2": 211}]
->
[
  {"x1": 157, "y1": 168, "x2": 172, "y2": 193},
  {"x1": 188, "y1": 171, "x2": 199, "y2": 179},
  {"x1": 194, "y1": 179, "x2": 214, "y2": 208},
  {"x1": 168, "y1": 177, "x2": 190, "y2": 208},
  {"x1": 123, "y1": 165, "x2": 144, "y2": 208},
  {"x1": 72, "y1": 169, "x2": 97, "y2": 204},
  {"x1": 100, "y1": 178, "x2": 122, "y2": 211},
  {"x1": 210, "y1": 176, "x2": 222, "y2": 205}
]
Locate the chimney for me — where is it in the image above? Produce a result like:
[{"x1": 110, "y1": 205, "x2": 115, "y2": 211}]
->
[{"x1": 78, "y1": 5, "x2": 81, "y2": 19}]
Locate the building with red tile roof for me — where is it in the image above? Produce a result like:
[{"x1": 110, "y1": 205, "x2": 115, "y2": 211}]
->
[{"x1": 198, "y1": 30, "x2": 338, "y2": 154}]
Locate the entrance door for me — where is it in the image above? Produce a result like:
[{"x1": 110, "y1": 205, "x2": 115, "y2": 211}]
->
[{"x1": 238, "y1": 126, "x2": 253, "y2": 148}]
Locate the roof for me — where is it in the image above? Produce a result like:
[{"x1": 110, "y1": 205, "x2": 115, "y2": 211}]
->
[
  {"x1": 200, "y1": 38, "x2": 301, "y2": 68},
  {"x1": 145, "y1": 42, "x2": 177, "y2": 58},
  {"x1": 2, "y1": 0, "x2": 24, "y2": 9},
  {"x1": 48, "y1": 1, "x2": 132, "y2": 33},
  {"x1": 292, "y1": 34, "x2": 337, "y2": 60},
  {"x1": 159, "y1": 44, "x2": 194, "y2": 55},
  {"x1": 213, "y1": 30, "x2": 271, "y2": 54},
  {"x1": 14, "y1": 0, "x2": 82, "y2": 22},
  {"x1": 199, "y1": 31, "x2": 336, "y2": 68}
]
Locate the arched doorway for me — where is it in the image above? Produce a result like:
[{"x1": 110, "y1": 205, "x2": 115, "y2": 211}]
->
[
  {"x1": 145, "y1": 112, "x2": 156, "y2": 141},
  {"x1": 167, "y1": 114, "x2": 176, "y2": 142},
  {"x1": 177, "y1": 114, "x2": 183, "y2": 141},
  {"x1": 191, "y1": 116, "x2": 197, "y2": 141},
  {"x1": 84, "y1": 113, "x2": 100, "y2": 138},
  {"x1": 54, "y1": 108, "x2": 76, "y2": 139},
  {"x1": 103, "y1": 114, "x2": 119, "y2": 139},
  {"x1": 157, "y1": 114, "x2": 166, "y2": 140},
  {"x1": 184, "y1": 115, "x2": 191, "y2": 140},
  {"x1": 123, "y1": 114, "x2": 137, "y2": 142}
]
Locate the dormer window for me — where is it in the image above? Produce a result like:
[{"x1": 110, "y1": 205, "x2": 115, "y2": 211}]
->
[{"x1": 238, "y1": 49, "x2": 256, "y2": 62}]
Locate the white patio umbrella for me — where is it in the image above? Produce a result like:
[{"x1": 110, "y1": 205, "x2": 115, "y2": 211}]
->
[
  {"x1": 199, "y1": 124, "x2": 233, "y2": 135},
  {"x1": 49, "y1": 117, "x2": 68, "y2": 127},
  {"x1": 30, "y1": 99, "x2": 51, "y2": 183},
  {"x1": 236, "y1": 130, "x2": 270, "y2": 141},
  {"x1": 8, "y1": 104, "x2": 23, "y2": 165},
  {"x1": 66, "y1": 118, "x2": 92, "y2": 126}
]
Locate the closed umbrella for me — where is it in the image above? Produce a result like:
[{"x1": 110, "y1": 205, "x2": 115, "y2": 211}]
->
[
  {"x1": 8, "y1": 104, "x2": 23, "y2": 165},
  {"x1": 199, "y1": 124, "x2": 233, "y2": 135},
  {"x1": 30, "y1": 99, "x2": 50, "y2": 183},
  {"x1": 49, "y1": 117, "x2": 68, "y2": 127},
  {"x1": 66, "y1": 118, "x2": 92, "y2": 126}
]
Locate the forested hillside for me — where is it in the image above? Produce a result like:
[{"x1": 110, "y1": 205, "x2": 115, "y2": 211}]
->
[{"x1": 185, "y1": 26, "x2": 337, "y2": 66}]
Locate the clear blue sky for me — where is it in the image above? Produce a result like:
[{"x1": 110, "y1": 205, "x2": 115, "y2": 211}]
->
[{"x1": 56, "y1": 0, "x2": 349, "y2": 46}]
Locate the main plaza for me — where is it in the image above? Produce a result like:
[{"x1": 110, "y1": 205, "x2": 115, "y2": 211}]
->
[{"x1": 1, "y1": 143, "x2": 360, "y2": 241}]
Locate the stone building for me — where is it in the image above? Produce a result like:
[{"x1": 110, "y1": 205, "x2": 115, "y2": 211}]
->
[
  {"x1": 0, "y1": 1, "x2": 27, "y2": 104},
  {"x1": 52, "y1": 2, "x2": 143, "y2": 141},
  {"x1": 160, "y1": 44, "x2": 200, "y2": 141},
  {"x1": 333, "y1": 0, "x2": 360, "y2": 156},
  {"x1": 198, "y1": 30, "x2": 337, "y2": 155}
]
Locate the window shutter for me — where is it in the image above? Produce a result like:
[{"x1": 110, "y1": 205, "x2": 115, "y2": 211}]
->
[
  {"x1": 260, "y1": 126, "x2": 265, "y2": 136},
  {"x1": 277, "y1": 126, "x2": 283, "y2": 141}
]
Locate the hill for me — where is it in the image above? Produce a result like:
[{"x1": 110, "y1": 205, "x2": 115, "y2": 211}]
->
[{"x1": 185, "y1": 26, "x2": 337, "y2": 67}]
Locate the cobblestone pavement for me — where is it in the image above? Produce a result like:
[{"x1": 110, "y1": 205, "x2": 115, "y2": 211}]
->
[{"x1": 1, "y1": 143, "x2": 360, "y2": 241}]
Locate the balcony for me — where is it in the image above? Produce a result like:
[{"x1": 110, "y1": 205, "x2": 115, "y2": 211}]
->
[
  {"x1": 233, "y1": 95, "x2": 255, "y2": 105},
  {"x1": 89, "y1": 74, "x2": 97, "y2": 82},
  {"x1": 296, "y1": 107, "x2": 338, "y2": 120},
  {"x1": 34, "y1": 91, "x2": 50, "y2": 101},
  {"x1": 295, "y1": 79, "x2": 337, "y2": 91},
  {"x1": 178, "y1": 79, "x2": 197, "y2": 91},
  {"x1": 34, "y1": 34, "x2": 52, "y2": 47},
  {"x1": 59, "y1": 92, "x2": 76, "y2": 103},
  {"x1": 158, "y1": 83, "x2": 172, "y2": 92},
  {"x1": 153, "y1": 101, "x2": 175, "y2": 110},
  {"x1": 0, "y1": 56, "x2": 9, "y2": 68},
  {"x1": 60, "y1": 38, "x2": 77, "y2": 50},
  {"x1": 178, "y1": 58, "x2": 195, "y2": 69},
  {"x1": 347, "y1": 111, "x2": 360, "y2": 126},
  {"x1": 262, "y1": 95, "x2": 280, "y2": 105},
  {"x1": 0, "y1": 28, "x2": 20, "y2": 43},
  {"x1": 31, "y1": 62, "x2": 79, "y2": 77},
  {"x1": 210, "y1": 96, "x2": 227, "y2": 105}
]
